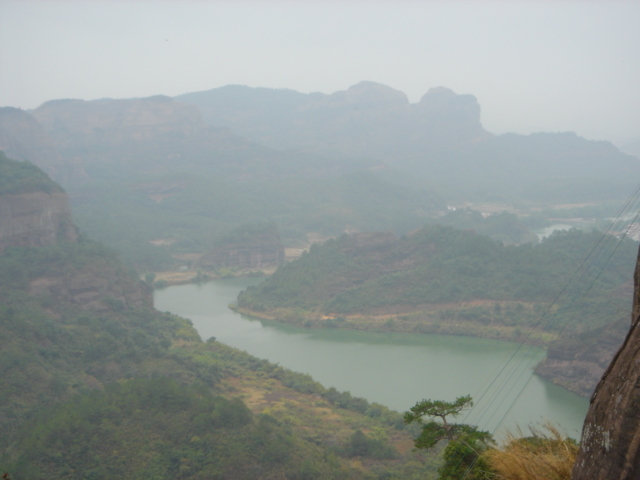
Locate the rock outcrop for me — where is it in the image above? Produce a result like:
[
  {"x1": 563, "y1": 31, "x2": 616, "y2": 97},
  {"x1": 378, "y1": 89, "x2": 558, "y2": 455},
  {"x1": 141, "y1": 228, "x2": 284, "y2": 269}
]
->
[
  {"x1": 409, "y1": 86, "x2": 486, "y2": 146},
  {"x1": 0, "y1": 151, "x2": 78, "y2": 253},
  {"x1": 0, "y1": 190, "x2": 78, "y2": 254},
  {"x1": 32, "y1": 96, "x2": 209, "y2": 147},
  {"x1": 572, "y1": 247, "x2": 640, "y2": 479},
  {"x1": 535, "y1": 316, "x2": 630, "y2": 397},
  {"x1": 0, "y1": 153, "x2": 151, "y2": 310},
  {"x1": 177, "y1": 82, "x2": 489, "y2": 159},
  {"x1": 29, "y1": 95, "x2": 351, "y2": 182}
]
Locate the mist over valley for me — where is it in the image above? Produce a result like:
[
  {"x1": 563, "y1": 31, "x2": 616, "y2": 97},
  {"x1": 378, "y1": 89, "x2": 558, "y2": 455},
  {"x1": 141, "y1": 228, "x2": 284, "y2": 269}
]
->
[{"x1": 1, "y1": 1, "x2": 640, "y2": 477}]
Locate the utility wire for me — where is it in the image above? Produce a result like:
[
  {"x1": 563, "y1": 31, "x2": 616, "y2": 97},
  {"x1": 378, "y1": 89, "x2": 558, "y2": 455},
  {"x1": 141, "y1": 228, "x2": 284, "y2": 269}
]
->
[
  {"x1": 465, "y1": 184, "x2": 640, "y2": 431},
  {"x1": 453, "y1": 183, "x2": 640, "y2": 480}
]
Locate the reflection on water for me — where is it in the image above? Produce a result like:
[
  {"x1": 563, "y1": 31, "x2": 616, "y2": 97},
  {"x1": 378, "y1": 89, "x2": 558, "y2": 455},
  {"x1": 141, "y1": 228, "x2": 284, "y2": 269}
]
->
[{"x1": 155, "y1": 278, "x2": 588, "y2": 437}]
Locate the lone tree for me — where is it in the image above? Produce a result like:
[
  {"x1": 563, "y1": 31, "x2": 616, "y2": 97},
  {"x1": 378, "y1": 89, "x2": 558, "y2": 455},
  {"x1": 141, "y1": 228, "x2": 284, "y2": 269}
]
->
[
  {"x1": 404, "y1": 395, "x2": 478, "y2": 448},
  {"x1": 404, "y1": 395, "x2": 494, "y2": 480}
]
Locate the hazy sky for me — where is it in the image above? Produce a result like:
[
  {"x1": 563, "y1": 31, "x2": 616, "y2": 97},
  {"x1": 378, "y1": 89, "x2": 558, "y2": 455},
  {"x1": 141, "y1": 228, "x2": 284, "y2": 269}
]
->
[{"x1": 1, "y1": 0, "x2": 639, "y2": 144}]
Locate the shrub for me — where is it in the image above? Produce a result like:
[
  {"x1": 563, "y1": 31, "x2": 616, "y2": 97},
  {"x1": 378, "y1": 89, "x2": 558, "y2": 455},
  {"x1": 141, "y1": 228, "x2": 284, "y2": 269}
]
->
[{"x1": 483, "y1": 423, "x2": 578, "y2": 480}]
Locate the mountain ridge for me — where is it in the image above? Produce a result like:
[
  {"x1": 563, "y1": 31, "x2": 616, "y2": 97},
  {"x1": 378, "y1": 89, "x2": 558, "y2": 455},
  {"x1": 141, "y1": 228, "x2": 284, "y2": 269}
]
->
[{"x1": 176, "y1": 81, "x2": 640, "y2": 202}]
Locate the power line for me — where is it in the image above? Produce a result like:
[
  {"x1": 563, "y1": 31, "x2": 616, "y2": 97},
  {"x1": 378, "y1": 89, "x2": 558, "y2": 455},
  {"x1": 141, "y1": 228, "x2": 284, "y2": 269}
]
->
[{"x1": 453, "y1": 183, "x2": 640, "y2": 479}]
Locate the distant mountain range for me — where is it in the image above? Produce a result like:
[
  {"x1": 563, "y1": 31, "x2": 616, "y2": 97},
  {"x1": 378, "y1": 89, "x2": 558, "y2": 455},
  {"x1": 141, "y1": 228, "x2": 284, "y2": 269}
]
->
[
  {"x1": 620, "y1": 138, "x2": 640, "y2": 158},
  {"x1": 0, "y1": 81, "x2": 636, "y2": 203},
  {"x1": 176, "y1": 82, "x2": 640, "y2": 201},
  {"x1": 0, "y1": 82, "x2": 638, "y2": 268},
  {"x1": 176, "y1": 82, "x2": 488, "y2": 159}
]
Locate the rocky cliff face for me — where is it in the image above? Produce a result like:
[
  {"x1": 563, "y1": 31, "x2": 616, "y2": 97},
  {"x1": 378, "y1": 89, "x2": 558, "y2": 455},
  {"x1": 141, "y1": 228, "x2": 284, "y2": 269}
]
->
[
  {"x1": 177, "y1": 82, "x2": 489, "y2": 159},
  {"x1": 28, "y1": 95, "x2": 342, "y2": 182},
  {"x1": 0, "y1": 107, "x2": 85, "y2": 184},
  {"x1": 32, "y1": 95, "x2": 209, "y2": 147},
  {"x1": 409, "y1": 86, "x2": 485, "y2": 146},
  {"x1": 572, "y1": 247, "x2": 640, "y2": 479},
  {"x1": 535, "y1": 316, "x2": 630, "y2": 397},
  {"x1": 0, "y1": 190, "x2": 78, "y2": 254},
  {"x1": 0, "y1": 154, "x2": 151, "y2": 310}
]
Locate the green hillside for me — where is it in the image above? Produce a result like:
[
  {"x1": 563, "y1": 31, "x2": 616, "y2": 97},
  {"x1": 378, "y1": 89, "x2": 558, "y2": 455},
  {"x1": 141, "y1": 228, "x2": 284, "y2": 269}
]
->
[
  {"x1": 0, "y1": 155, "x2": 440, "y2": 479},
  {"x1": 0, "y1": 150, "x2": 62, "y2": 195},
  {"x1": 0, "y1": 158, "x2": 442, "y2": 478},
  {"x1": 1, "y1": 240, "x2": 442, "y2": 479},
  {"x1": 68, "y1": 169, "x2": 446, "y2": 271},
  {"x1": 237, "y1": 225, "x2": 636, "y2": 341}
]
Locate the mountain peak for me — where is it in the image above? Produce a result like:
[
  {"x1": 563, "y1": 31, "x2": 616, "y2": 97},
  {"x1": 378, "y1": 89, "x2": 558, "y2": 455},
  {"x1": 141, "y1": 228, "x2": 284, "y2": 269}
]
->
[
  {"x1": 417, "y1": 86, "x2": 481, "y2": 116},
  {"x1": 338, "y1": 81, "x2": 410, "y2": 106}
]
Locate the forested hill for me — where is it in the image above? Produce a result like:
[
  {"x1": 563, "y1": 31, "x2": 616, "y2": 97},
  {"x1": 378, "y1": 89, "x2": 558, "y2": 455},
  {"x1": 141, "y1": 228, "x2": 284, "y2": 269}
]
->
[
  {"x1": 0, "y1": 150, "x2": 62, "y2": 195},
  {"x1": 238, "y1": 226, "x2": 637, "y2": 333},
  {"x1": 236, "y1": 225, "x2": 638, "y2": 396},
  {"x1": 2, "y1": 239, "x2": 399, "y2": 479},
  {"x1": 0, "y1": 156, "x2": 436, "y2": 479}
]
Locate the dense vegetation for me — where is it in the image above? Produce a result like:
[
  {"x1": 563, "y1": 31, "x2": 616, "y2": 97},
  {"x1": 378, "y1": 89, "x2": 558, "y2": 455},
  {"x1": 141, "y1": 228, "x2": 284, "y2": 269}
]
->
[
  {"x1": 0, "y1": 153, "x2": 445, "y2": 479},
  {"x1": 237, "y1": 225, "x2": 637, "y2": 337},
  {"x1": 0, "y1": 234, "x2": 117, "y2": 289},
  {"x1": 0, "y1": 242, "x2": 197, "y2": 448},
  {"x1": 402, "y1": 396, "x2": 578, "y2": 480},
  {"x1": 0, "y1": 240, "x2": 436, "y2": 479},
  {"x1": 11, "y1": 378, "x2": 336, "y2": 480},
  {"x1": 68, "y1": 170, "x2": 447, "y2": 271},
  {"x1": 436, "y1": 208, "x2": 538, "y2": 245},
  {"x1": 210, "y1": 221, "x2": 282, "y2": 248},
  {"x1": 0, "y1": 151, "x2": 62, "y2": 195}
]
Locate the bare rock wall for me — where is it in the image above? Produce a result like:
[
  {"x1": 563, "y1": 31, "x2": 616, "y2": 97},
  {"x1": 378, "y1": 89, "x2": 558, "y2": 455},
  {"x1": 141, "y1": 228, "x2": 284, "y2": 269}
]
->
[
  {"x1": 0, "y1": 191, "x2": 77, "y2": 253},
  {"x1": 572, "y1": 247, "x2": 640, "y2": 479}
]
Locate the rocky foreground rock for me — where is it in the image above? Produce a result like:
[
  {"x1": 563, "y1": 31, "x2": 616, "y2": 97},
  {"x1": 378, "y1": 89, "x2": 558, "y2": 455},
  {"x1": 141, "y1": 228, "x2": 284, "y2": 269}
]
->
[{"x1": 572, "y1": 247, "x2": 640, "y2": 479}]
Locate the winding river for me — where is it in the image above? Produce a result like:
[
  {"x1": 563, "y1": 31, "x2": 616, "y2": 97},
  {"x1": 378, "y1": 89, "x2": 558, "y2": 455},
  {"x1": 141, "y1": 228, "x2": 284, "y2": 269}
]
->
[{"x1": 155, "y1": 278, "x2": 589, "y2": 438}]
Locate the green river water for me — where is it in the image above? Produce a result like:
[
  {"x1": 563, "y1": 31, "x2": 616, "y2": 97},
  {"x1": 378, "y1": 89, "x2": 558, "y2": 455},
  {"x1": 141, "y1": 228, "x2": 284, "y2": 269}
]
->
[{"x1": 154, "y1": 278, "x2": 589, "y2": 438}]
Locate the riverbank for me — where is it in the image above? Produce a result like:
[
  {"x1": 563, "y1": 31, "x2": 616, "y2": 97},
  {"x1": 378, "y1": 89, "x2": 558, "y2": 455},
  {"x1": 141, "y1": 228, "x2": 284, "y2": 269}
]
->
[
  {"x1": 229, "y1": 304, "x2": 558, "y2": 347},
  {"x1": 152, "y1": 268, "x2": 272, "y2": 288},
  {"x1": 155, "y1": 280, "x2": 589, "y2": 433},
  {"x1": 151, "y1": 271, "x2": 557, "y2": 348},
  {"x1": 230, "y1": 305, "x2": 614, "y2": 398}
]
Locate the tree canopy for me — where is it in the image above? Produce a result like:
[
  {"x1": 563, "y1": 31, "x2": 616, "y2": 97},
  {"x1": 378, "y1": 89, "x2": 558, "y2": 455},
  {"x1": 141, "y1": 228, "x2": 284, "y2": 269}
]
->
[
  {"x1": 404, "y1": 395, "x2": 494, "y2": 480},
  {"x1": 0, "y1": 151, "x2": 62, "y2": 195}
]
